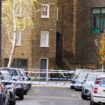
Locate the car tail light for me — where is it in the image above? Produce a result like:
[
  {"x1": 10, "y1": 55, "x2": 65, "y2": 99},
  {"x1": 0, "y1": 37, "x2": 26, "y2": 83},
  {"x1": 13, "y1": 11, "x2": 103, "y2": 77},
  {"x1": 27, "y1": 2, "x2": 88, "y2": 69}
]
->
[
  {"x1": 0, "y1": 84, "x2": 3, "y2": 92},
  {"x1": 95, "y1": 77, "x2": 101, "y2": 84},
  {"x1": 94, "y1": 87, "x2": 98, "y2": 93}
]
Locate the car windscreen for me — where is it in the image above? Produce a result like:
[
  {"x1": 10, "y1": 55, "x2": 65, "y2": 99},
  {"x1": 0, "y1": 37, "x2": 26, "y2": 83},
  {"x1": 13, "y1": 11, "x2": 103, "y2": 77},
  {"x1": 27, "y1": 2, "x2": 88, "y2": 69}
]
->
[
  {"x1": 1, "y1": 72, "x2": 11, "y2": 80},
  {"x1": 86, "y1": 74, "x2": 98, "y2": 81},
  {"x1": 77, "y1": 72, "x2": 88, "y2": 81},
  {"x1": 0, "y1": 71, "x2": 12, "y2": 85},
  {"x1": 8, "y1": 69, "x2": 18, "y2": 76},
  {"x1": 100, "y1": 77, "x2": 105, "y2": 87}
]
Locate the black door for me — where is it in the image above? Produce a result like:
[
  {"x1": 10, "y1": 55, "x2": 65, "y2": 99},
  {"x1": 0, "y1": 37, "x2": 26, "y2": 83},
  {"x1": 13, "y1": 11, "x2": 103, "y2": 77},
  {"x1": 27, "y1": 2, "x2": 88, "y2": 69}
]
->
[{"x1": 40, "y1": 59, "x2": 48, "y2": 80}]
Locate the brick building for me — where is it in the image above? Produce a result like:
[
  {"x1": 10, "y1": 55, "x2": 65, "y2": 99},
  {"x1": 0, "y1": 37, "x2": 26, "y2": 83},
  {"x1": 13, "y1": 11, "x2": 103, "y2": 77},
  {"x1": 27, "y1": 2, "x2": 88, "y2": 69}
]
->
[
  {"x1": 2, "y1": 0, "x2": 105, "y2": 70},
  {"x1": 32, "y1": 0, "x2": 57, "y2": 71},
  {"x1": 2, "y1": 0, "x2": 33, "y2": 69},
  {"x1": 76, "y1": 0, "x2": 105, "y2": 69},
  {"x1": 57, "y1": 0, "x2": 105, "y2": 69},
  {"x1": 2, "y1": 0, "x2": 57, "y2": 71},
  {"x1": 57, "y1": 0, "x2": 76, "y2": 69}
]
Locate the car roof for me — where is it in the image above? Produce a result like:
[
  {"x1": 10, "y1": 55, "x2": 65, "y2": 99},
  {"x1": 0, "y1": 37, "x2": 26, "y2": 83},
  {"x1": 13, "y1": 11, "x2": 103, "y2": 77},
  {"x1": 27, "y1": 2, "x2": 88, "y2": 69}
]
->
[
  {"x1": 96, "y1": 73, "x2": 105, "y2": 78},
  {"x1": 88, "y1": 72, "x2": 103, "y2": 75},
  {"x1": 0, "y1": 70, "x2": 9, "y2": 73}
]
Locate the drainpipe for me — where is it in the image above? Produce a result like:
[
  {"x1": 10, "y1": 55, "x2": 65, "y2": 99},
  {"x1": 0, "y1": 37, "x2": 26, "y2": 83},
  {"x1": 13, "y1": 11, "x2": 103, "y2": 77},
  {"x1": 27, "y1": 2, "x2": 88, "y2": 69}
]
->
[
  {"x1": 0, "y1": 0, "x2": 2, "y2": 67},
  {"x1": 73, "y1": 0, "x2": 77, "y2": 62}
]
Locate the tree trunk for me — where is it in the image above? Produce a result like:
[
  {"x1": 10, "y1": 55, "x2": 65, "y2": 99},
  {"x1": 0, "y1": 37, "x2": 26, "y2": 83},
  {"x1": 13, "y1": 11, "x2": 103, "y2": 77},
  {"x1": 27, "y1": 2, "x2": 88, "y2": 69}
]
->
[{"x1": 7, "y1": 0, "x2": 16, "y2": 68}]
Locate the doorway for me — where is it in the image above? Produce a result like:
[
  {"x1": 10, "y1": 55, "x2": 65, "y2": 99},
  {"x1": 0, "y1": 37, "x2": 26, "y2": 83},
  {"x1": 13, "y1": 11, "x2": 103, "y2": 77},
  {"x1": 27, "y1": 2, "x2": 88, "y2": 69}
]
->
[{"x1": 40, "y1": 59, "x2": 48, "y2": 80}]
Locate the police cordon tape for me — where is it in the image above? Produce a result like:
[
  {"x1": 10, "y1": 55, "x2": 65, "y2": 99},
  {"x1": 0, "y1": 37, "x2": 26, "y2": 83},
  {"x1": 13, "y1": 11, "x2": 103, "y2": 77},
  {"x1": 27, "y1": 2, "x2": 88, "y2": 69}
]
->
[
  {"x1": 25, "y1": 70, "x2": 74, "y2": 82},
  {"x1": 1, "y1": 80, "x2": 71, "y2": 88},
  {"x1": 1, "y1": 70, "x2": 74, "y2": 85},
  {"x1": 24, "y1": 70, "x2": 75, "y2": 74},
  {"x1": 1, "y1": 80, "x2": 32, "y2": 84},
  {"x1": 1, "y1": 71, "x2": 74, "y2": 85},
  {"x1": 1, "y1": 69, "x2": 102, "y2": 85}
]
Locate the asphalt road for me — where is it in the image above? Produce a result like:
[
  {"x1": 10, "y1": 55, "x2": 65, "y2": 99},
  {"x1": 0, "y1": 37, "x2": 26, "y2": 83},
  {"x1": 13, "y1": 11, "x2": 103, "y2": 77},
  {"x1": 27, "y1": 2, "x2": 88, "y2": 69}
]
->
[{"x1": 17, "y1": 86, "x2": 90, "y2": 105}]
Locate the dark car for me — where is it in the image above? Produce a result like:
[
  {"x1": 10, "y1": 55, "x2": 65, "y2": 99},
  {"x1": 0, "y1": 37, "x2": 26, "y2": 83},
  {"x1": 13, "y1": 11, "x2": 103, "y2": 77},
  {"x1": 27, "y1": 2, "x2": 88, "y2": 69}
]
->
[{"x1": 0, "y1": 69, "x2": 16, "y2": 105}]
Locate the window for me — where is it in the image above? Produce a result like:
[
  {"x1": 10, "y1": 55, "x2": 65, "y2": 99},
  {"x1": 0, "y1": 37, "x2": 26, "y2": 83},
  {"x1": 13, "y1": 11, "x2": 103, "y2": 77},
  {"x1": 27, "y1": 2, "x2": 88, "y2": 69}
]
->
[
  {"x1": 4, "y1": 58, "x2": 28, "y2": 68},
  {"x1": 41, "y1": 4, "x2": 50, "y2": 18},
  {"x1": 4, "y1": 58, "x2": 8, "y2": 67},
  {"x1": 16, "y1": 29, "x2": 22, "y2": 46},
  {"x1": 92, "y1": 8, "x2": 105, "y2": 33},
  {"x1": 40, "y1": 31, "x2": 49, "y2": 47}
]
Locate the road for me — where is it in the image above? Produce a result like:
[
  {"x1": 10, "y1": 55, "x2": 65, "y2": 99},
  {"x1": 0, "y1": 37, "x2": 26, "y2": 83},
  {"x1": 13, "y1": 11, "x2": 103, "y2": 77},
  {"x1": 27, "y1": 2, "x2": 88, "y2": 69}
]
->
[{"x1": 17, "y1": 86, "x2": 90, "y2": 105}]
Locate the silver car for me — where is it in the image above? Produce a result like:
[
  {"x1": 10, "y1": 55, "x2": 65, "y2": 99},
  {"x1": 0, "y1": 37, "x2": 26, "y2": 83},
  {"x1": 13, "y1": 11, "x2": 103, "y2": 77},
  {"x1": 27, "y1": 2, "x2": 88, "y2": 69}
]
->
[
  {"x1": 81, "y1": 72, "x2": 102, "y2": 100},
  {"x1": 0, "y1": 70, "x2": 16, "y2": 105},
  {"x1": 6, "y1": 68, "x2": 24, "y2": 100},
  {"x1": 0, "y1": 73, "x2": 9, "y2": 105},
  {"x1": 73, "y1": 71, "x2": 89, "y2": 90}
]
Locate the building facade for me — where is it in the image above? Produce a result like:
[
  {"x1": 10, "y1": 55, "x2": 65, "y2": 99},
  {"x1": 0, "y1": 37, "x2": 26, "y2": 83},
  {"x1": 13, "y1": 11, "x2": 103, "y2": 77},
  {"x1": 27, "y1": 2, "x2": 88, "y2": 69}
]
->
[
  {"x1": 57, "y1": 0, "x2": 76, "y2": 69},
  {"x1": 57, "y1": 0, "x2": 105, "y2": 69},
  {"x1": 2, "y1": 0, "x2": 105, "y2": 70},
  {"x1": 74, "y1": 0, "x2": 105, "y2": 69},
  {"x1": 2, "y1": 0, "x2": 33, "y2": 69},
  {"x1": 2, "y1": 0, "x2": 57, "y2": 70},
  {"x1": 32, "y1": 0, "x2": 57, "y2": 71}
]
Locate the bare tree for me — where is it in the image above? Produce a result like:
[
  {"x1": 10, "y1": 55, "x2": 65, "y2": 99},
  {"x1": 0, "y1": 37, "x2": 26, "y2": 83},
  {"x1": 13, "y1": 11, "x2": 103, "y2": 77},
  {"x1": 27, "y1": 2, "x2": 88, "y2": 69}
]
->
[{"x1": 2, "y1": 0, "x2": 37, "y2": 68}]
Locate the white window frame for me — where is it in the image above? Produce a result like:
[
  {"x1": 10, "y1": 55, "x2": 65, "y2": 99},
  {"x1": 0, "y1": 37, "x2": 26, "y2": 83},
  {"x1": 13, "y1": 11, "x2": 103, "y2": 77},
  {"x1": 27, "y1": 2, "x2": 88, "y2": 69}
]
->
[
  {"x1": 41, "y1": 4, "x2": 50, "y2": 18},
  {"x1": 40, "y1": 31, "x2": 49, "y2": 47},
  {"x1": 16, "y1": 29, "x2": 22, "y2": 46}
]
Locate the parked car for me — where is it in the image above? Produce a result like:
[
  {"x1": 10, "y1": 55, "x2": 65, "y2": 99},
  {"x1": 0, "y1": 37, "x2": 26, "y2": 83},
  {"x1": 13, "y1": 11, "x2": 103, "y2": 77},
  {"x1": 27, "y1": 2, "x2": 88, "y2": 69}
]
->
[
  {"x1": 70, "y1": 69, "x2": 82, "y2": 89},
  {"x1": 81, "y1": 72, "x2": 102, "y2": 100},
  {"x1": 24, "y1": 72, "x2": 32, "y2": 90},
  {"x1": 90, "y1": 74, "x2": 105, "y2": 105},
  {"x1": 3, "y1": 68, "x2": 25, "y2": 100},
  {"x1": 70, "y1": 75, "x2": 78, "y2": 89},
  {"x1": 0, "y1": 73, "x2": 9, "y2": 105},
  {"x1": 19, "y1": 69, "x2": 31, "y2": 94},
  {"x1": 71, "y1": 71, "x2": 90, "y2": 90},
  {"x1": 70, "y1": 69, "x2": 92, "y2": 89},
  {"x1": 0, "y1": 69, "x2": 16, "y2": 105}
]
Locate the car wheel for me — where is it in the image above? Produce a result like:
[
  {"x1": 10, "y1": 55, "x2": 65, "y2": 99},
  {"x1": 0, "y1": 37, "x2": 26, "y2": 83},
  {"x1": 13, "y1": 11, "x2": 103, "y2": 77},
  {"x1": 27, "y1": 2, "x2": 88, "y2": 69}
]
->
[
  {"x1": 28, "y1": 84, "x2": 31, "y2": 90},
  {"x1": 75, "y1": 88, "x2": 79, "y2": 91},
  {"x1": 9, "y1": 100, "x2": 16, "y2": 105},
  {"x1": 81, "y1": 93, "x2": 87, "y2": 100},
  {"x1": 70, "y1": 86, "x2": 74, "y2": 89},
  {"x1": 90, "y1": 100, "x2": 97, "y2": 105},
  {"x1": 19, "y1": 94, "x2": 24, "y2": 100},
  {"x1": 24, "y1": 90, "x2": 28, "y2": 95}
]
